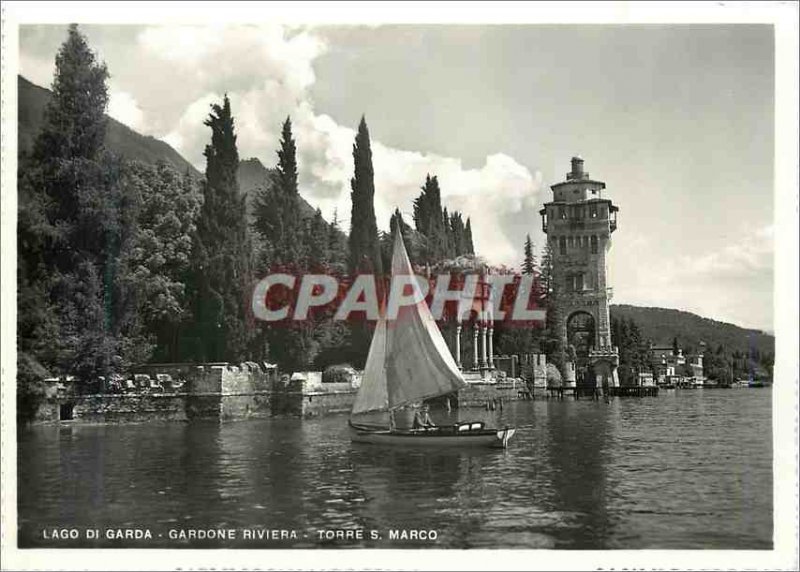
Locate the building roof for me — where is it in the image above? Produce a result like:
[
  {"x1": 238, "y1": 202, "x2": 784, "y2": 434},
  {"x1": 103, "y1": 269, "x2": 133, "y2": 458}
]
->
[{"x1": 551, "y1": 178, "x2": 606, "y2": 190}]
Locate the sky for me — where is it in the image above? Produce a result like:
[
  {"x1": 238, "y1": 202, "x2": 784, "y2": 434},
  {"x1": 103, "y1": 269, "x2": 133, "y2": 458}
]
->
[{"x1": 18, "y1": 24, "x2": 775, "y2": 332}]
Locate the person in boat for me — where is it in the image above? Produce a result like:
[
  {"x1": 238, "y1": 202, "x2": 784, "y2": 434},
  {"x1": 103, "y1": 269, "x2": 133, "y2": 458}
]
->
[{"x1": 412, "y1": 404, "x2": 435, "y2": 429}]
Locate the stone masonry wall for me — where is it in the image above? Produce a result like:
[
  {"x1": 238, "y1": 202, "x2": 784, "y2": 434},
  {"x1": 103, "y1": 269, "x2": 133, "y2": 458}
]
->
[
  {"x1": 61, "y1": 394, "x2": 188, "y2": 423},
  {"x1": 301, "y1": 390, "x2": 357, "y2": 417},
  {"x1": 459, "y1": 382, "x2": 521, "y2": 407},
  {"x1": 219, "y1": 363, "x2": 271, "y2": 420}
]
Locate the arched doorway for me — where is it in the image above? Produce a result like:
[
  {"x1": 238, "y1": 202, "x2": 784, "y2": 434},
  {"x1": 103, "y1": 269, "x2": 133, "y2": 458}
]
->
[
  {"x1": 566, "y1": 311, "x2": 596, "y2": 365},
  {"x1": 567, "y1": 311, "x2": 596, "y2": 391},
  {"x1": 593, "y1": 360, "x2": 615, "y2": 392}
]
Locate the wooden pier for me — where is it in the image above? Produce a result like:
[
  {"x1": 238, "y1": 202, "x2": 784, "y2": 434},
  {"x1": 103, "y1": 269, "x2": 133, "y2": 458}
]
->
[
  {"x1": 607, "y1": 386, "x2": 659, "y2": 397},
  {"x1": 543, "y1": 385, "x2": 659, "y2": 399}
]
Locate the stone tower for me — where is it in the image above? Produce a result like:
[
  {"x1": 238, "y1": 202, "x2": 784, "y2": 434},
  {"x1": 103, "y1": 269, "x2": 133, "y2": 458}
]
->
[{"x1": 540, "y1": 156, "x2": 619, "y2": 391}]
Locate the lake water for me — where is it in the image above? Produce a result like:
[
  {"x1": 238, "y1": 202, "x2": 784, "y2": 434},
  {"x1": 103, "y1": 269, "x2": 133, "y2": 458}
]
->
[{"x1": 17, "y1": 388, "x2": 772, "y2": 549}]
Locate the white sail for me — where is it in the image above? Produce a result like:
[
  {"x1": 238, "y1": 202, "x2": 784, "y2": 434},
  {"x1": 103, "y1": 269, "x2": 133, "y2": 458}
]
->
[
  {"x1": 385, "y1": 230, "x2": 466, "y2": 409},
  {"x1": 351, "y1": 316, "x2": 388, "y2": 415},
  {"x1": 351, "y1": 231, "x2": 466, "y2": 417}
]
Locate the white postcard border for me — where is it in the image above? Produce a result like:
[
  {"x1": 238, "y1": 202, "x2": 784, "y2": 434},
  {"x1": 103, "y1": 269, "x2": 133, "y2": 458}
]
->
[{"x1": 1, "y1": 2, "x2": 797, "y2": 571}]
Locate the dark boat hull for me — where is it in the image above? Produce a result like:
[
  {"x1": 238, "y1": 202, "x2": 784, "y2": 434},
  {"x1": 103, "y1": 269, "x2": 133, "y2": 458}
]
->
[{"x1": 349, "y1": 421, "x2": 516, "y2": 448}]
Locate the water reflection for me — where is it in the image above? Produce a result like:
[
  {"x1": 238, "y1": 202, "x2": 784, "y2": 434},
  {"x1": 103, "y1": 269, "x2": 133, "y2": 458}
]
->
[
  {"x1": 18, "y1": 390, "x2": 773, "y2": 549},
  {"x1": 542, "y1": 400, "x2": 612, "y2": 548}
]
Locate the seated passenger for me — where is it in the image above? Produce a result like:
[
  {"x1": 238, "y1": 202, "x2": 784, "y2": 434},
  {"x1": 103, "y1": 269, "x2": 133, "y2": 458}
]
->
[{"x1": 413, "y1": 405, "x2": 435, "y2": 429}]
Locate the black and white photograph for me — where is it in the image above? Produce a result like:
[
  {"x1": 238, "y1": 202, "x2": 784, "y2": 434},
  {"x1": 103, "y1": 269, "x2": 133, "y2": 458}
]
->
[{"x1": 1, "y1": 2, "x2": 798, "y2": 571}]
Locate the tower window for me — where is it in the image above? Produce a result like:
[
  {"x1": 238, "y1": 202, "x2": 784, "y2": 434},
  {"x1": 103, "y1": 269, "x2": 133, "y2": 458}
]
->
[
  {"x1": 591, "y1": 235, "x2": 598, "y2": 254},
  {"x1": 559, "y1": 207, "x2": 566, "y2": 219},
  {"x1": 568, "y1": 236, "x2": 574, "y2": 248},
  {"x1": 590, "y1": 204, "x2": 597, "y2": 218},
  {"x1": 559, "y1": 236, "x2": 566, "y2": 255}
]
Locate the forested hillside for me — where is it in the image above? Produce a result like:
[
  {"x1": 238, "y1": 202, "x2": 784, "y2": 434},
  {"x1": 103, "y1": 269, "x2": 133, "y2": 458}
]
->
[{"x1": 610, "y1": 304, "x2": 774, "y2": 356}]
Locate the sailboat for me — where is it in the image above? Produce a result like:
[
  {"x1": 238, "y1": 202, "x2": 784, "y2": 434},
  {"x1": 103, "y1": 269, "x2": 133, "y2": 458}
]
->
[{"x1": 348, "y1": 229, "x2": 516, "y2": 448}]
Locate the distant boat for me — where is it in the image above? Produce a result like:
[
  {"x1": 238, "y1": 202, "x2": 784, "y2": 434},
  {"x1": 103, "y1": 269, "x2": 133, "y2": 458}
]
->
[{"x1": 348, "y1": 230, "x2": 516, "y2": 449}]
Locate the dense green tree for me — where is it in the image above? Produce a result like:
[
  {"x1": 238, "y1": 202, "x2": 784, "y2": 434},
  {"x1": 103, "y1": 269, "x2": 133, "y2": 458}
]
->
[
  {"x1": 253, "y1": 117, "x2": 304, "y2": 268},
  {"x1": 411, "y1": 175, "x2": 473, "y2": 263},
  {"x1": 441, "y1": 207, "x2": 453, "y2": 259},
  {"x1": 327, "y1": 208, "x2": 347, "y2": 269},
  {"x1": 413, "y1": 174, "x2": 448, "y2": 263},
  {"x1": 305, "y1": 208, "x2": 330, "y2": 267},
  {"x1": 118, "y1": 161, "x2": 203, "y2": 362},
  {"x1": 539, "y1": 242, "x2": 554, "y2": 295},
  {"x1": 348, "y1": 116, "x2": 383, "y2": 276},
  {"x1": 249, "y1": 119, "x2": 348, "y2": 371},
  {"x1": 187, "y1": 95, "x2": 255, "y2": 362},
  {"x1": 522, "y1": 234, "x2": 536, "y2": 275},
  {"x1": 611, "y1": 316, "x2": 652, "y2": 385},
  {"x1": 627, "y1": 319, "x2": 643, "y2": 369},
  {"x1": 449, "y1": 211, "x2": 466, "y2": 256},
  {"x1": 32, "y1": 24, "x2": 109, "y2": 164},
  {"x1": 18, "y1": 24, "x2": 124, "y2": 389},
  {"x1": 703, "y1": 348, "x2": 732, "y2": 383},
  {"x1": 541, "y1": 277, "x2": 565, "y2": 375},
  {"x1": 534, "y1": 239, "x2": 563, "y2": 372},
  {"x1": 381, "y1": 208, "x2": 413, "y2": 271},
  {"x1": 464, "y1": 217, "x2": 475, "y2": 255}
]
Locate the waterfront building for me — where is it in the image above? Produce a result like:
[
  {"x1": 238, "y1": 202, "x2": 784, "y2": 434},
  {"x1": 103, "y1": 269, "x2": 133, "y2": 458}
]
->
[
  {"x1": 650, "y1": 345, "x2": 705, "y2": 386},
  {"x1": 540, "y1": 156, "x2": 620, "y2": 393}
]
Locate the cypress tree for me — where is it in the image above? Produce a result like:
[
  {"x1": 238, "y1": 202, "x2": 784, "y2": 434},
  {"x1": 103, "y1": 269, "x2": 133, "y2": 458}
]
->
[
  {"x1": 522, "y1": 234, "x2": 536, "y2": 275},
  {"x1": 449, "y1": 211, "x2": 465, "y2": 256},
  {"x1": 188, "y1": 95, "x2": 254, "y2": 362},
  {"x1": 253, "y1": 116, "x2": 303, "y2": 267},
  {"x1": 413, "y1": 174, "x2": 447, "y2": 263},
  {"x1": 382, "y1": 208, "x2": 415, "y2": 269},
  {"x1": 348, "y1": 116, "x2": 383, "y2": 276},
  {"x1": 442, "y1": 207, "x2": 453, "y2": 259},
  {"x1": 464, "y1": 217, "x2": 475, "y2": 255}
]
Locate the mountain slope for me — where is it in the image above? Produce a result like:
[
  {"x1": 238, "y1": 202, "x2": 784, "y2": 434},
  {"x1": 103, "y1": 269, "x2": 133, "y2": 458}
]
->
[
  {"x1": 20, "y1": 76, "x2": 330, "y2": 225},
  {"x1": 237, "y1": 157, "x2": 320, "y2": 220},
  {"x1": 19, "y1": 75, "x2": 199, "y2": 176},
  {"x1": 610, "y1": 304, "x2": 774, "y2": 356}
]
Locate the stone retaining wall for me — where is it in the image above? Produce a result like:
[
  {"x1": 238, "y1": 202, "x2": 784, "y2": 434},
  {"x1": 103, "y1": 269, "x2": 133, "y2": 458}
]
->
[
  {"x1": 29, "y1": 364, "x2": 535, "y2": 425},
  {"x1": 301, "y1": 390, "x2": 357, "y2": 417},
  {"x1": 458, "y1": 381, "x2": 526, "y2": 407},
  {"x1": 53, "y1": 393, "x2": 189, "y2": 423}
]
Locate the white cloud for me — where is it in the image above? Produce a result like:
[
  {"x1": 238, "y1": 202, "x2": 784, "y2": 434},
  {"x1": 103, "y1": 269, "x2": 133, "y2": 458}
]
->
[
  {"x1": 679, "y1": 224, "x2": 773, "y2": 278},
  {"x1": 107, "y1": 89, "x2": 146, "y2": 132},
  {"x1": 130, "y1": 24, "x2": 541, "y2": 266},
  {"x1": 611, "y1": 225, "x2": 774, "y2": 330}
]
